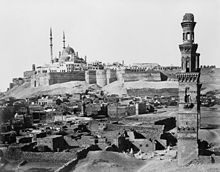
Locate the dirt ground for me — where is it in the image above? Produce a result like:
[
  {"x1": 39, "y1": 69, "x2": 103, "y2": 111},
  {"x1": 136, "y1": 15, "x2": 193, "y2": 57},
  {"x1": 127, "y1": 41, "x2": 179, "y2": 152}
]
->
[
  {"x1": 72, "y1": 150, "x2": 220, "y2": 172},
  {"x1": 137, "y1": 158, "x2": 220, "y2": 172},
  {"x1": 0, "y1": 161, "x2": 63, "y2": 172},
  {"x1": 73, "y1": 151, "x2": 145, "y2": 172}
]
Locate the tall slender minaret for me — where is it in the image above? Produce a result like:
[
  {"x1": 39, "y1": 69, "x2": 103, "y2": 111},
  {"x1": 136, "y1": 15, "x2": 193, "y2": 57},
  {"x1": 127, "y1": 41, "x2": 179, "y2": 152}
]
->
[
  {"x1": 176, "y1": 13, "x2": 201, "y2": 166},
  {"x1": 63, "y1": 31, "x2": 66, "y2": 49},
  {"x1": 50, "y1": 27, "x2": 53, "y2": 63}
]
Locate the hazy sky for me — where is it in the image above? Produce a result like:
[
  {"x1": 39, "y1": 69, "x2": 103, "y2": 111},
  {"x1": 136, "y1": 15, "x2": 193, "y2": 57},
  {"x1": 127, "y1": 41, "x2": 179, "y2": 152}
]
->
[{"x1": 0, "y1": 0, "x2": 219, "y2": 91}]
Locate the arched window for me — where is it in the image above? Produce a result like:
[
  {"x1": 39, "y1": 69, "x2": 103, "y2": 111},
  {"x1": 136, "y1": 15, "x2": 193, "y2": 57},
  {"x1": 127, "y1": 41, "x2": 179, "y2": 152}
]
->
[{"x1": 186, "y1": 33, "x2": 191, "y2": 41}]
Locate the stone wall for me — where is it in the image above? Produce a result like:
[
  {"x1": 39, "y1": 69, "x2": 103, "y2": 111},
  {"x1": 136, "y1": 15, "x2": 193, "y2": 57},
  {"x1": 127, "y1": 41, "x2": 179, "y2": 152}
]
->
[
  {"x1": 31, "y1": 71, "x2": 85, "y2": 87},
  {"x1": 116, "y1": 69, "x2": 125, "y2": 81},
  {"x1": 106, "y1": 69, "x2": 117, "y2": 84},
  {"x1": 127, "y1": 88, "x2": 178, "y2": 97},
  {"x1": 106, "y1": 124, "x2": 163, "y2": 140},
  {"x1": 49, "y1": 71, "x2": 85, "y2": 85},
  {"x1": 23, "y1": 70, "x2": 35, "y2": 79},
  {"x1": 85, "y1": 70, "x2": 96, "y2": 84},
  {"x1": 177, "y1": 138, "x2": 198, "y2": 166},
  {"x1": 123, "y1": 69, "x2": 161, "y2": 82},
  {"x1": 85, "y1": 69, "x2": 117, "y2": 87},
  {"x1": 107, "y1": 104, "x2": 135, "y2": 119},
  {"x1": 31, "y1": 73, "x2": 50, "y2": 87},
  {"x1": 96, "y1": 70, "x2": 107, "y2": 87}
]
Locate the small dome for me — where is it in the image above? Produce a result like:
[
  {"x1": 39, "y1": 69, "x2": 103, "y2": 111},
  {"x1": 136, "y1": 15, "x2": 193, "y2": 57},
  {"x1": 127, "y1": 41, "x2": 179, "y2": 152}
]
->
[
  {"x1": 183, "y1": 13, "x2": 194, "y2": 22},
  {"x1": 62, "y1": 46, "x2": 75, "y2": 55}
]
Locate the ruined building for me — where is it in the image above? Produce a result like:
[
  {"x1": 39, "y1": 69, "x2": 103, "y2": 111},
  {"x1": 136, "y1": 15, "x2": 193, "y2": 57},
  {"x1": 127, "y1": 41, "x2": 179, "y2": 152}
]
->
[{"x1": 176, "y1": 13, "x2": 201, "y2": 166}]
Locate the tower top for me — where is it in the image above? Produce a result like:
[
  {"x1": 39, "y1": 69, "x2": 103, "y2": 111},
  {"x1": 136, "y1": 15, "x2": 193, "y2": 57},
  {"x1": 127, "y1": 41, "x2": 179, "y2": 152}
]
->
[
  {"x1": 181, "y1": 13, "x2": 196, "y2": 44},
  {"x1": 182, "y1": 13, "x2": 194, "y2": 22},
  {"x1": 179, "y1": 13, "x2": 200, "y2": 73},
  {"x1": 50, "y1": 27, "x2": 52, "y2": 37}
]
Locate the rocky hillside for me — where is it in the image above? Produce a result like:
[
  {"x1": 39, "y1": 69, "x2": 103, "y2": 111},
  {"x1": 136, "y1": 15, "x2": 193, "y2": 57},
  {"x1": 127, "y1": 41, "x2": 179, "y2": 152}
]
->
[
  {"x1": 1, "y1": 81, "x2": 100, "y2": 99},
  {"x1": 1, "y1": 68, "x2": 220, "y2": 99}
]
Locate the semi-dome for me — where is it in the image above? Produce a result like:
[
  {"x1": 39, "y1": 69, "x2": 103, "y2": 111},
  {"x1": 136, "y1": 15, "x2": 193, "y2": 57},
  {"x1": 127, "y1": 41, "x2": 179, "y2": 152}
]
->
[{"x1": 183, "y1": 13, "x2": 194, "y2": 22}]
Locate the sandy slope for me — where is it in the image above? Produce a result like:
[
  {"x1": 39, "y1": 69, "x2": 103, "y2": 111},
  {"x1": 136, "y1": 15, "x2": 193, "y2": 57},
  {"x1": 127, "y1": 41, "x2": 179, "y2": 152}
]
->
[
  {"x1": 102, "y1": 80, "x2": 178, "y2": 96},
  {"x1": 137, "y1": 158, "x2": 220, "y2": 172},
  {"x1": 2, "y1": 81, "x2": 100, "y2": 99},
  {"x1": 73, "y1": 151, "x2": 145, "y2": 172}
]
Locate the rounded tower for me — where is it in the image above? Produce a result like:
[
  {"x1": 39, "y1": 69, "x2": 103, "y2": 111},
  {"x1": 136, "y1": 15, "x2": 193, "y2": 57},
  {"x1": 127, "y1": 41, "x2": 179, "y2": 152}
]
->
[{"x1": 179, "y1": 13, "x2": 200, "y2": 73}]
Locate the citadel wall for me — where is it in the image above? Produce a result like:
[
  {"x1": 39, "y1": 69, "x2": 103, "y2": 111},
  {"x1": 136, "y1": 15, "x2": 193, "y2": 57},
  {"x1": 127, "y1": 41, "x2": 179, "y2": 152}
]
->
[
  {"x1": 31, "y1": 73, "x2": 50, "y2": 87},
  {"x1": 30, "y1": 68, "x2": 166, "y2": 88},
  {"x1": 116, "y1": 69, "x2": 125, "y2": 81},
  {"x1": 49, "y1": 71, "x2": 85, "y2": 85},
  {"x1": 31, "y1": 71, "x2": 85, "y2": 87},
  {"x1": 123, "y1": 69, "x2": 161, "y2": 82},
  {"x1": 106, "y1": 69, "x2": 117, "y2": 85},
  {"x1": 85, "y1": 70, "x2": 96, "y2": 84},
  {"x1": 96, "y1": 70, "x2": 107, "y2": 87}
]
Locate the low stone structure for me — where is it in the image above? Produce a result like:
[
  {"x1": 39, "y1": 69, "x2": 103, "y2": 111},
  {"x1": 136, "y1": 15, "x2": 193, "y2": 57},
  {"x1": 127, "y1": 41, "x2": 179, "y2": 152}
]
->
[{"x1": 37, "y1": 135, "x2": 67, "y2": 151}]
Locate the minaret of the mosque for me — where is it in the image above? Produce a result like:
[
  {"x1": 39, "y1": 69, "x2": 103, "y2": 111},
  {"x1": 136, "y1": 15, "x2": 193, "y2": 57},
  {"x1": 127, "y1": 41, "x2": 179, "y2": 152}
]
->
[
  {"x1": 50, "y1": 27, "x2": 53, "y2": 63},
  {"x1": 176, "y1": 13, "x2": 202, "y2": 166},
  {"x1": 63, "y1": 31, "x2": 66, "y2": 50}
]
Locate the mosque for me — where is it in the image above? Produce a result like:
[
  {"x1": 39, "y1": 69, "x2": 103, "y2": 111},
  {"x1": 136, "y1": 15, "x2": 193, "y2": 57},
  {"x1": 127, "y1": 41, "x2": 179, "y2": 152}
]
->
[
  {"x1": 42, "y1": 28, "x2": 87, "y2": 73},
  {"x1": 30, "y1": 28, "x2": 93, "y2": 87}
]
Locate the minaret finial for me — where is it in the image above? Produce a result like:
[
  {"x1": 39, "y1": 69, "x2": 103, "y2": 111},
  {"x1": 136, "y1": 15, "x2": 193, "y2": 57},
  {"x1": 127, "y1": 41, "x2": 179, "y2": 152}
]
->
[
  {"x1": 63, "y1": 31, "x2": 66, "y2": 49},
  {"x1": 50, "y1": 27, "x2": 53, "y2": 63}
]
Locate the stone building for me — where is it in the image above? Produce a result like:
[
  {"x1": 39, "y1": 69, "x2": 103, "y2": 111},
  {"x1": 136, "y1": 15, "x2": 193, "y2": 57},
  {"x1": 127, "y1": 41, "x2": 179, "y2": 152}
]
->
[
  {"x1": 37, "y1": 135, "x2": 66, "y2": 151},
  {"x1": 176, "y1": 13, "x2": 201, "y2": 166},
  {"x1": 31, "y1": 29, "x2": 86, "y2": 87}
]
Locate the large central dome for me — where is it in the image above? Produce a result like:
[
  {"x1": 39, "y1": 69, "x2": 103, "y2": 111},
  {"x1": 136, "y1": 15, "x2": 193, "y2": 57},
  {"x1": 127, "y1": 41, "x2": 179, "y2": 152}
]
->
[{"x1": 62, "y1": 45, "x2": 75, "y2": 55}]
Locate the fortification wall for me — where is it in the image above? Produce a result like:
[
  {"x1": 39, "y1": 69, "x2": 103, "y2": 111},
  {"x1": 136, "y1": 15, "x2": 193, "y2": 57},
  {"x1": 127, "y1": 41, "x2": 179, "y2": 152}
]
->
[
  {"x1": 96, "y1": 70, "x2": 107, "y2": 87},
  {"x1": 85, "y1": 70, "x2": 96, "y2": 84},
  {"x1": 116, "y1": 69, "x2": 125, "y2": 81},
  {"x1": 49, "y1": 71, "x2": 85, "y2": 85},
  {"x1": 127, "y1": 88, "x2": 179, "y2": 97},
  {"x1": 123, "y1": 70, "x2": 161, "y2": 82},
  {"x1": 31, "y1": 73, "x2": 50, "y2": 87},
  {"x1": 106, "y1": 69, "x2": 117, "y2": 84}
]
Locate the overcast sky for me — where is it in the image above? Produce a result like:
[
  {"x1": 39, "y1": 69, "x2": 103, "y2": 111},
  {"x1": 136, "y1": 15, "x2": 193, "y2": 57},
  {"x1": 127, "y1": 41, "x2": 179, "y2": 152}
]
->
[{"x1": 0, "y1": 0, "x2": 219, "y2": 91}]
